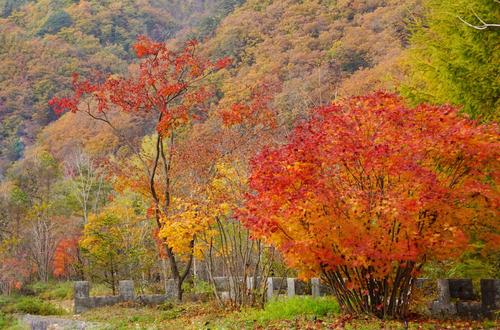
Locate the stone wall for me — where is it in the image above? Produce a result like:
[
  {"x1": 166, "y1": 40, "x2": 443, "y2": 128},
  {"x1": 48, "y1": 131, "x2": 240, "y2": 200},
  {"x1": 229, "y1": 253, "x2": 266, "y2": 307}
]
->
[
  {"x1": 266, "y1": 277, "x2": 331, "y2": 300},
  {"x1": 74, "y1": 278, "x2": 499, "y2": 318},
  {"x1": 263, "y1": 277, "x2": 498, "y2": 319},
  {"x1": 423, "y1": 278, "x2": 499, "y2": 319},
  {"x1": 209, "y1": 276, "x2": 330, "y2": 300},
  {"x1": 74, "y1": 280, "x2": 174, "y2": 314}
]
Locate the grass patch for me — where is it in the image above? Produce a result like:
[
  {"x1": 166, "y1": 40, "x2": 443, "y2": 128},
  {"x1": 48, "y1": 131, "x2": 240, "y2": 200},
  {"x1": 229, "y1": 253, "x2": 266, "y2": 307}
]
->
[
  {"x1": 0, "y1": 296, "x2": 66, "y2": 316},
  {"x1": 89, "y1": 283, "x2": 114, "y2": 296},
  {"x1": 0, "y1": 311, "x2": 15, "y2": 328},
  {"x1": 43, "y1": 300, "x2": 498, "y2": 330},
  {"x1": 204, "y1": 296, "x2": 341, "y2": 328},
  {"x1": 28, "y1": 281, "x2": 74, "y2": 300},
  {"x1": 81, "y1": 305, "x2": 184, "y2": 329},
  {"x1": 28, "y1": 280, "x2": 114, "y2": 298},
  {"x1": 245, "y1": 296, "x2": 339, "y2": 323}
]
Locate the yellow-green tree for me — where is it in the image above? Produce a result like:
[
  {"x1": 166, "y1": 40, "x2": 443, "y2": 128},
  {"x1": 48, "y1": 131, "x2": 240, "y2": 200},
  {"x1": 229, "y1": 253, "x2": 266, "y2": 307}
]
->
[
  {"x1": 80, "y1": 195, "x2": 155, "y2": 294},
  {"x1": 402, "y1": 0, "x2": 499, "y2": 121}
]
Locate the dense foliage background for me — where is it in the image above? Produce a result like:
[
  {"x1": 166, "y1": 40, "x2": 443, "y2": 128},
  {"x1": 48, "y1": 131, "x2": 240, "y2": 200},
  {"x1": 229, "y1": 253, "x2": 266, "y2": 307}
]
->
[{"x1": 0, "y1": 0, "x2": 498, "y2": 321}]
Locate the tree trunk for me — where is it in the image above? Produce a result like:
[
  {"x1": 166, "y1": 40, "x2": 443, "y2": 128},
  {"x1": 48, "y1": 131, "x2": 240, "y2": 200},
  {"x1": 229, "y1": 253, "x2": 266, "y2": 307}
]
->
[
  {"x1": 175, "y1": 277, "x2": 183, "y2": 302},
  {"x1": 166, "y1": 244, "x2": 194, "y2": 302},
  {"x1": 322, "y1": 263, "x2": 416, "y2": 319}
]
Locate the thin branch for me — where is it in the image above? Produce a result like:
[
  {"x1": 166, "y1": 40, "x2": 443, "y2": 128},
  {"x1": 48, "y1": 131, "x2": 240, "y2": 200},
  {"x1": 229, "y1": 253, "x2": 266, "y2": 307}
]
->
[{"x1": 457, "y1": 8, "x2": 500, "y2": 30}]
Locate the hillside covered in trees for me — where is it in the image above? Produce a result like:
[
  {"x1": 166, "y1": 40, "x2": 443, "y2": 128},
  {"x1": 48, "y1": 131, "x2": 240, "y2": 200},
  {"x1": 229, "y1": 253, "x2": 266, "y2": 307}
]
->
[
  {"x1": 0, "y1": 0, "x2": 244, "y2": 172},
  {"x1": 0, "y1": 0, "x2": 498, "y2": 328}
]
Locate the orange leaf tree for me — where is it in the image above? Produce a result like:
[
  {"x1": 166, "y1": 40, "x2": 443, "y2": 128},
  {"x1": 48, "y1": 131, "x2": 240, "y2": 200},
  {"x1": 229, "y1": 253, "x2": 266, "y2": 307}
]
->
[
  {"x1": 53, "y1": 237, "x2": 80, "y2": 279},
  {"x1": 50, "y1": 36, "x2": 230, "y2": 301},
  {"x1": 239, "y1": 92, "x2": 499, "y2": 318}
]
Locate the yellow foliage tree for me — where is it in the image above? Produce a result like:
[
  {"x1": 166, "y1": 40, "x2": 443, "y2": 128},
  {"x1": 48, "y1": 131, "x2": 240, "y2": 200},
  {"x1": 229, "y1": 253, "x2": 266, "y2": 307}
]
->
[{"x1": 80, "y1": 194, "x2": 155, "y2": 294}]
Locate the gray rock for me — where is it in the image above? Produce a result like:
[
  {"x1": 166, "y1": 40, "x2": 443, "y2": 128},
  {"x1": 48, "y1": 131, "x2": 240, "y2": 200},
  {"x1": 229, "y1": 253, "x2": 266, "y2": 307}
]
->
[{"x1": 21, "y1": 315, "x2": 101, "y2": 330}]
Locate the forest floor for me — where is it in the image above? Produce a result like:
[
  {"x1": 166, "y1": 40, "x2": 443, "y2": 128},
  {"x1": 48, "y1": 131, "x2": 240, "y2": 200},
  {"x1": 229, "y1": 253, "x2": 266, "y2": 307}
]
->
[
  {"x1": 1, "y1": 282, "x2": 498, "y2": 329},
  {"x1": 66, "y1": 302, "x2": 499, "y2": 330},
  {"x1": 2, "y1": 298, "x2": 499, "y2": 329}
]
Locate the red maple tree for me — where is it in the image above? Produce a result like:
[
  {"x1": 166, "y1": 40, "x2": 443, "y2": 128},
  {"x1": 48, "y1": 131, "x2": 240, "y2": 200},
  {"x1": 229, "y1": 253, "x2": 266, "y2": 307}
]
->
[
  {"x1": 239, "y1": 92, "x2": 499, "y2": 318},
  {"x1": 50, "y1": 36, "x2": 230, "y2": 300}
]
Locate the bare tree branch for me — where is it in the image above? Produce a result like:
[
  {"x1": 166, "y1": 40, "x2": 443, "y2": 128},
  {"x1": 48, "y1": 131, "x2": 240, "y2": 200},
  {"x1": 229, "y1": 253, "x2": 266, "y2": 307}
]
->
[{"x1": 457, "y1": 7, "x2": 500, "y2": 30}]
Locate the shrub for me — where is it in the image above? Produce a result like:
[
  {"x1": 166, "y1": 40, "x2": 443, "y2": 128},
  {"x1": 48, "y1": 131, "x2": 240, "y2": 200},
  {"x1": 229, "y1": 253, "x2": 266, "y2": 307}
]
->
[
  {"x1": 182, "y1": 279, "x2": 212, "y2": 295},
  {"x1": 41, "y1": 282, "x2": 73, "y2": 300},
  {"x1": 27, "y1": 282, "x2": 50, "y2": 296},
  {"x1": 0, "y1": 296, "x2": 12, "y2": 309},
  {"x1": 240, "y1": 92, "x2": 499, "y2": 318},
  {"x1": 3, "y1": 297, "x2": 66, "y2": 316},
  {"x1": 0, "y1": 311, "x2": 12, "y2": 328},
  {"x1": 27, "y1": 281, "x2": 73, "y2": 300}
]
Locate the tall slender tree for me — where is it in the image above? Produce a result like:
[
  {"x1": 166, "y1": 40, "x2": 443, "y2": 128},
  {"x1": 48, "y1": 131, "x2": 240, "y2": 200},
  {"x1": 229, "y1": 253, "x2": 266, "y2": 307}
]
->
[{"x1": 50, "y1": 36, "x2": 230, "y2": 300}]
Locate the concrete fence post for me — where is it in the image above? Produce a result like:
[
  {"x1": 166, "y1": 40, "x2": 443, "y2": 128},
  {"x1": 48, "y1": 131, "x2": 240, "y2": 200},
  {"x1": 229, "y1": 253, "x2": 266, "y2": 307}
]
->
[
  {"x1": 75, "y1": 281, "x2": 90, "y2": 299},
  {"x1": 287, "y1": 278, "x2": 296, "y2": 297},
  {"x1": 437, "y1": 279, "x2": 451, "y2": 304},
  {"x1": 246, "y1": 277, "x2": 254, "y2": 291},
  {"x1": 311, "y1": 278, "x2": 320, "y2": 297},
  {"x1": 266, "y1": 278, "x2": 274, "y2": 301},
  {"x1": 481, "y1": 279, "x2": 500, "y2": 313},
  {"x1": 119, "y1": 280, "x2": 135, "y2": 301},
  {"x1": 431, "y1": 279, "x2": 457, "y2": 316},
  {"x1": 74, "y1": 281, "x2": 90, "y2": 314}
]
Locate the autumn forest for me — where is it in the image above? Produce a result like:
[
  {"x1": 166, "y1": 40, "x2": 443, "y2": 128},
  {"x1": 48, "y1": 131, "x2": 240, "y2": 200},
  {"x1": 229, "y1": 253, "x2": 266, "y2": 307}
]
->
[{"x1": 0, "y1": 0, "x2": 498, "y2": 329}]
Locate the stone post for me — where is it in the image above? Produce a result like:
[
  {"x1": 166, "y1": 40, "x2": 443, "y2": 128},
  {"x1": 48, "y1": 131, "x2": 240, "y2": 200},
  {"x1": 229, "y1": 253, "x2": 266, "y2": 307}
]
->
[
  {"x1": 431, "y1": 279, "x2": 456, "y2": 317},
  {"x1": 311, "y1": 278, "x2": 320, "y2": 297},
  {"x1": 437, "y1": 279, "x2": 451, "y2": 303},
  {"x1": 246, "y1": 277, "x2": 254, "y2": 291},
  {"x1": 74, "y1": 281, "x2": 90, "y2": 314},
  {"x1": 287, "y1": 278, "x2": 296, "y2": 297},
  {"x1": 75, "y1": 281, "x2": 90, "y2": 299},
  {"x1": 119, "y1": 280, "x2": 135, "y2": 301},
  {"x1": 481, "y1": 279, "x2": 499, "y2": 315},
  {"x1": 267, "y1": 278, "x2": 274, "y2": 301}
]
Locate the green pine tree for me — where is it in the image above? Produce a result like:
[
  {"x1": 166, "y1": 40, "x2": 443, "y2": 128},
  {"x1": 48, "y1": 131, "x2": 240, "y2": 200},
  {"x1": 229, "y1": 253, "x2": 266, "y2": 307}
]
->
[{"x1": 402, "y1": 0, "x2": 499, "y2": 121}]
